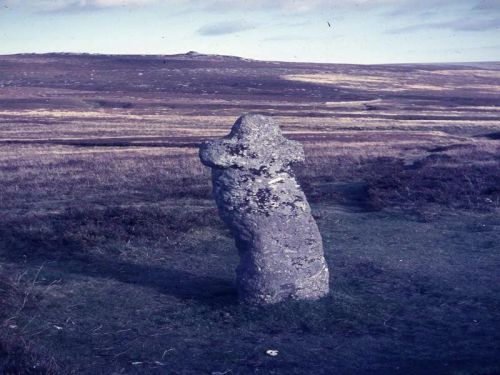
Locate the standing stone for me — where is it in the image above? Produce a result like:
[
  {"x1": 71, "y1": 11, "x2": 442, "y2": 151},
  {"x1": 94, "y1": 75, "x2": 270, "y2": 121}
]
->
[{"x1": 199, "y1": 114, "x2": 329, "y2": 304}]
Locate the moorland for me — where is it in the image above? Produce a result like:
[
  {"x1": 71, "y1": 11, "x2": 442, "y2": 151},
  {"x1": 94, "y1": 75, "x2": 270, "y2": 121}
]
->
[{"x1": 0, "y1": 52, "x2": 499, "y2": 374}]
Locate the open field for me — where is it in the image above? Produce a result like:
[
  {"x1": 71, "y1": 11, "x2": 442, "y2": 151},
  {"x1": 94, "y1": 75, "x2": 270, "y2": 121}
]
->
[{"x1": 0, "y1": 53, "x2": 499, "y2": 374}]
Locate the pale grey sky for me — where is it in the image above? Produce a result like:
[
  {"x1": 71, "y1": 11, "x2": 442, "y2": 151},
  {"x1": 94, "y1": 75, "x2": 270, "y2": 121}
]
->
[{"x1": 1, "y1": 0, "x2": 499, "y2": 63}]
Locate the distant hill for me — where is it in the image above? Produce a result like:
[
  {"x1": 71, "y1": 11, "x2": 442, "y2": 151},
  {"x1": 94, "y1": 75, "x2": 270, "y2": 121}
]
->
[
  {"x1": 7, "y1": 51, "x2": 499, "y2": 68},
  {"x1": 12, "y1": 51, "x2": 256, "y2": 63},
  {"x1": 0, "y1": 52, "x2": 499, "y2": 112}
]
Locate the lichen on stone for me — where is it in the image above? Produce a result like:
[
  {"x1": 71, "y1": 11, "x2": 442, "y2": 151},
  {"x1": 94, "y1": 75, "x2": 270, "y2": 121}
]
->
[{"x1": 200, "y1": 113, "x2": 329, "y2": 304}]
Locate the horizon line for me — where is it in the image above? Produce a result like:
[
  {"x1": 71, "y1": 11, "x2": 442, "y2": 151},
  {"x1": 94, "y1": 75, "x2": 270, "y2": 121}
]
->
[{"x1": 1, "y1": 51, "x2": 499, "y2": 67}]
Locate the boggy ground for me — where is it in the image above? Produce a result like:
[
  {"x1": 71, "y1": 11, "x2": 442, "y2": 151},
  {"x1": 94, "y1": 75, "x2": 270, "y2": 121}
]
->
[{"x1": 0, "y1": 53, "x2": 499, "y2": 374}]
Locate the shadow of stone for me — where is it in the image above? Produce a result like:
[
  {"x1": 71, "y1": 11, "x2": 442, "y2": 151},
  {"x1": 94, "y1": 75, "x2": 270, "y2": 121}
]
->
[
  {"x1": 0, "y1": 225, "x2": 237, "y2": 306},
  {"x1": 63, "y1": 258, "x2": 238, "y2": 305}
]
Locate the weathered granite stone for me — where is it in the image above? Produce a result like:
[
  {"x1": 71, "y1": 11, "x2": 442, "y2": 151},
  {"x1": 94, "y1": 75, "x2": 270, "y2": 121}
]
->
[{"x1": 199, "y1": 113, "x2": 329, "y2": 304}]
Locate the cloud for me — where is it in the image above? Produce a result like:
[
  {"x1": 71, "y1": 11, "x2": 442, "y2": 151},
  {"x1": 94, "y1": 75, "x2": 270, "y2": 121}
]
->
[
  {"x1": 452, "y1": 17, "x2": 500, "y2": 31},
  {"x1": 388, "y1": 16, "x2": 500, "y2": 34},
  {"x1": 466, "y1": 43, "x2": 500, "y2": 50},
  {"x1": 3, "y1": 0, "x2": 155, "y2": 12},
  {"x1": 473, "y1": 0, "x2": 500, "y2": 10},
  {"x1": 4, "y1": 0, "x2": 499, "y2": 17},
  {"x1": 262, "y1": 33, "x2": 343, "y2": 43},
  {"x1": 1, "y1": 0, "x2": 446, "y2": 13},
  {"x1": 197, "y1": 21, "x2": 255, "y2": 36}
]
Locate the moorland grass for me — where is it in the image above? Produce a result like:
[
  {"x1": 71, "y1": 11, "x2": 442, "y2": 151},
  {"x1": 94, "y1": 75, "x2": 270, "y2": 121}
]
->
[{"x1": 1, "y1": 55, "x2": 499, "y2": 373}]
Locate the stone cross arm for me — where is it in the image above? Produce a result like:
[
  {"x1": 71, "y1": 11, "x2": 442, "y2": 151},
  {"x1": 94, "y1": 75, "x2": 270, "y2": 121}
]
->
[{"x1": 199, "y1": 114, "x2": 304, "y2": 170}]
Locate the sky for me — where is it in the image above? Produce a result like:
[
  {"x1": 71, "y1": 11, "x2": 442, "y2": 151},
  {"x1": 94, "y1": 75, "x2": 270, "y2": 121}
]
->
[{"x1": 0, "y1": 0, "x2": 499, "y2": 64}]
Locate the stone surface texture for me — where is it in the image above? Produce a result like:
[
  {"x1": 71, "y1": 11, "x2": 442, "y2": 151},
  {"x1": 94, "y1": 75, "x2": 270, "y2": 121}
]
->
[{"x1": 200, "y1": 113, "x2": 329, "y2": 304}]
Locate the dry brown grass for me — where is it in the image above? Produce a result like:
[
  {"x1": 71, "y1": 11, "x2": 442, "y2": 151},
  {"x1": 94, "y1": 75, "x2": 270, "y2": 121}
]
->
[
  {"x1": 0, "y1": 267, "x2": 61, "y2": 374},
  {"x1": 283, "y1": 68, "x2": 500, "y2": 94}
]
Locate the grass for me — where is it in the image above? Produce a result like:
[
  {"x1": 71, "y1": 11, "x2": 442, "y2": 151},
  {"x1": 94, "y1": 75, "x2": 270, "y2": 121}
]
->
[
  {"x1": 1, "y1": 145, "x2": 498, "y2": 373},
  {"x1": 0, "y1": 140, "x2": 498, "y2": 374},
  {"x1": 0, "y1": 54, "x2": 499, "y2": 374},
  {"x1": 0, "y1": 266, "x2": 61, "y2": 374},
  {"x1": 1, "y1": 201, "x2": 498, "y2": 374}
]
